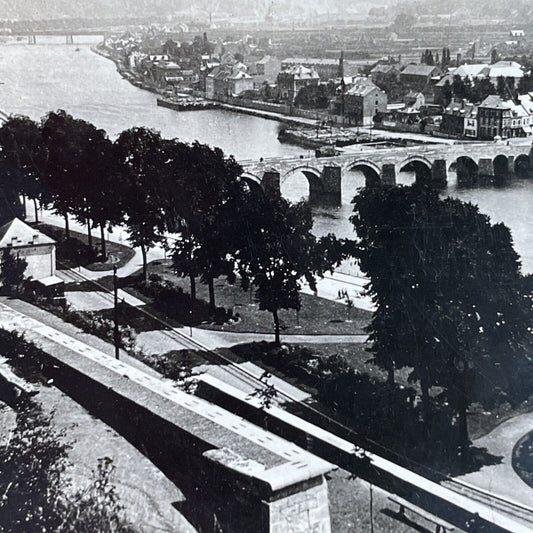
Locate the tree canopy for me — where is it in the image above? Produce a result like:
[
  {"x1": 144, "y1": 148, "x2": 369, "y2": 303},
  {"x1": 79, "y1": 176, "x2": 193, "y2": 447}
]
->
[{"x1": 351, "y1": 184, "x2": 533, "y2": 450}]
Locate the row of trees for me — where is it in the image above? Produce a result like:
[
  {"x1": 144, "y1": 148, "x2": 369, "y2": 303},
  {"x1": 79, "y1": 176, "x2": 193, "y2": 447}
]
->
[{"x1": 0, "y1": 111, "x2": 347, "y2": 343}]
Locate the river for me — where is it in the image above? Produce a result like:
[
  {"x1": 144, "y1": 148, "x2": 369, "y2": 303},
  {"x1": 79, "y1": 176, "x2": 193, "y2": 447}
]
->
[{"x1": 1, "y1": 36, "x2": 533, "y2": 273}]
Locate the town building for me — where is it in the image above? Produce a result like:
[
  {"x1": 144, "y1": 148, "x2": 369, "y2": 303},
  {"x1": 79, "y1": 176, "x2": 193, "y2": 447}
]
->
[
  {"x1": 440, "y1": 100, "x2": 478, "y2": 138},
  {"x1": 477, "y1": 95, "x2": 513, "y2": 139},
  {"x1": 400, "y1": 64, "x2": 443, "y2": 90},
  {"x1": 370, "y1": 64, "x2": 401, "y2": 86},
  {"x1": 277, "y1": 65, "x2": 320, "y2": 102},
  {"x1": 0, "y1": 218, "x2": 60, "y2": 287},
  {"x1": 451, "y1": 64, "x2": 489, "y2": 80},
  {"x1": 330, "y1": 77, "x2": 387, "y2": 126},
  {"x1": 485, "y1": 61, "x2": 524, "y2": 83},
  {"x1": 254, "y1": 56, "x2": 282, "y2": 82},
  {"x1": 227, "y1": 70, "x2": 254, "y2": 96}
]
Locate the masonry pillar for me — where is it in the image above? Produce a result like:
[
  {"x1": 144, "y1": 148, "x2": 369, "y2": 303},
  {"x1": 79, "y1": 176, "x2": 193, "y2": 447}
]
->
[
  {"x1": 381, "y1": 164, "x2": 396, "y2": 187},
  {"x1": 430, "y1": 159, "x2": 447, "y2": 188},
  {"x1": 261, "y1": 475, "x2": 331, "y2": 533},
  {"x1": 506, "y1": 155, "x2": 515, "y2": 175},
  {"x1": 317, "y1": 165, "x2": 341, "y2": 206},
  {"x1": 456, "y1": 158, "x2": 477, "y2": 186},
  {"x1": 262, "y1": 169, "x2": 281, "y2": 199},
  {"x1": 478, "y1": 158, "x2": 494, "y2": 184}
]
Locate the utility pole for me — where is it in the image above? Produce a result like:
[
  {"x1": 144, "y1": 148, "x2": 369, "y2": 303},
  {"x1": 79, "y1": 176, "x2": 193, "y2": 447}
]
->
[{"x1": 113, "y1": 265, "x2": 120, "y2": 360}]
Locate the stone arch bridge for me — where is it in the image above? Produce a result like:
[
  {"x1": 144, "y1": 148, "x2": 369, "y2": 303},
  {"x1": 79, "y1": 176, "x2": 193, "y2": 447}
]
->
[{"x1": 239, "y1": 141, "x2": 533, "y2": 206}]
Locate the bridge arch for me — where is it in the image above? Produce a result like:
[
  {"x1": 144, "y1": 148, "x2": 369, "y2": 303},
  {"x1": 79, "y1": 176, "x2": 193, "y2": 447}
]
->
[
  {"x1": 514, "y1": 154, "x2": 531, "y2": 176},
  {"x1": 281, "y1": 166, "x2": 324, "y2": 204},
  {"x1": 455, "y1": 156, "x2": 479, "y2": 186},
  {"x1": 240, "y1": 172, "x2": 263, "y2": 190},
  {"x1": 493, "y1": 154, "x2": 508, "y2": 180},
  {"x1": 398, "y1": 156, "x2": 432, "y2": 184},
  {"x1": 344, "y1": 159, "x2": 381, "y2": 188}
]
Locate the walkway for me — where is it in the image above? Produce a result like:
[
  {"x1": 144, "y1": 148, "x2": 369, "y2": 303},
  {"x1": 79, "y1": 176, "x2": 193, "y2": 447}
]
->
[{"x1": 452, "y1": 412, "x2": 533, "y2": 509}]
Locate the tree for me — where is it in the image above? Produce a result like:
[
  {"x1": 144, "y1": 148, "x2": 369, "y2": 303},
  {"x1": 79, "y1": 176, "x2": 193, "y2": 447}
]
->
[
  {"x1": 452, "y1": 75, "x2": 467, "y2": 100},
  {"x1": 470, "y1": 77, "x2": 496, "y2": 103},
  {"x1": 0, "y1": 116, "x2": 46, "y2": 223},
  {"x1": 351, "y1": 184, "x2": 532, "y2": 452},
  {"x1": 78, "y1": 126, "x2": 121, "y2": 259},
  {"x1": 0, "y1": 399, "x2": 136, "y2": 533},
  {"x1": 441, "y1": 79, "x2": 452, "y2": 106},
  {"x1": 40, "y1": 110, "x2": 91, "y2": 239},
  {"x1": 0, "y1": 249, "x2": 27, "y2": 295},
  {"x1": 235, "y1": 192, "x2": 346, "y2": 344},
  {"x1": 496, "y1": 76, "x2": 507, "y2": 99},
  {"x1": 294, "y1": 85, "x2": 329, "y2": 109},
  {"x1": 0, "y1": 400, "x2": 68, "y2": 532},
  {"x1": 114, "y1": 128, "x2": 168, "y2": 282},
  {"x1": 518, "y1": 74, "x2": 533, "y2": 95},
  {"x1": 167, "y1": 141, "x2": 244, "y2": 308}
]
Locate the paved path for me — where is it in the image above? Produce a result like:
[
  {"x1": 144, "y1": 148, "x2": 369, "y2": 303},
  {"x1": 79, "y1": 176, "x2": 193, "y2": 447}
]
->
[{"x1": 453, "y1": 412, "x2": 533, "y2": 509}]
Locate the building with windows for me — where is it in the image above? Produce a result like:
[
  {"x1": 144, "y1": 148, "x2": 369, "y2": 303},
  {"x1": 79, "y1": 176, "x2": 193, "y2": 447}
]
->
[
  {"x1": 277, "y1": 65, "x2": 320, "y2": 102},
  {"x1": 330, "y1": 77, "x2": 387, "y2": 126}
]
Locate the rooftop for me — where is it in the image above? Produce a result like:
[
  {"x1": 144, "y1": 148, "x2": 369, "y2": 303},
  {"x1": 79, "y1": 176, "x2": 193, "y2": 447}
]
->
[{"x1": 0, "y1": 218, "x2": 55, "y2": 249}]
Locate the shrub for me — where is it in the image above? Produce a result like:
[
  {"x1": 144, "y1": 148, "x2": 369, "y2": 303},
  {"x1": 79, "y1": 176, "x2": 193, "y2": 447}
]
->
[{"x1": 140, "y1": 276, "x2": 233, "y2": 326}]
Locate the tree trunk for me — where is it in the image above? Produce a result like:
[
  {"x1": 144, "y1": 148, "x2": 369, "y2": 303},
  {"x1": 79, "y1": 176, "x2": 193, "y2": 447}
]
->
[
  {"x1": 100, "y1": 224, "x2": 107, "y2": 260},
  {"x1": 87, "y1": 219, "x2": 93, "y2": 249},
  {"x1": 208, "y1": 275, "x2": 215, "y2": 310},
  {"x1": 64, "y1": 214, "x2": 70, "y2": 239},
  {"x1": 190, "y1": 274, "x2": 196, "y2": 302},
  {"x1": 272, "y1": 309, "x2": 281, "y2": 345},
  {"x1": 457, "y1": 378, "x2": 470, "y2": 465},
  {"x1": 140, "y1": 243, "x2": 148, "y2": 282},
  {"x1": 33, "y1": 198, "x2": 39, "y2": 223}
]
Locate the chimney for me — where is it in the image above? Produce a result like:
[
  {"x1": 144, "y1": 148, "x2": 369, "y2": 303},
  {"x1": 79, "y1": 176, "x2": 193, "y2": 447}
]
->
[{"x1": 33, "y1": 234, "x2": 39, "y2": 244}]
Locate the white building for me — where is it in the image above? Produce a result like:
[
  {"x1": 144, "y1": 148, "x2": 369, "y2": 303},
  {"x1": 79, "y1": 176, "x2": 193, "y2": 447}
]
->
[{"x1": 0, "y1": 218, "x2": 60, "y2": 286}]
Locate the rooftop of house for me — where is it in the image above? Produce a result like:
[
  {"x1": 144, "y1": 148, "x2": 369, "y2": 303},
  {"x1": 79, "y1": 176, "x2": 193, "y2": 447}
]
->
[
  {"x1": 282, "y1": 57, "x2": 340, "y2": 66},
  {"x1": 281, "y1": 65, "x2": 320, "y2": 80},
  {"x1": 479, "y1": 95, "x2": 511, "y2": 109},
  {"x1": 370, "y1": 64, "x2": 399, "y2": 74},
  {"x1": 0, "y1": 218, "x2": 55, "y2": 249},
  {"x1": 452, "y1": 64, "x2": 489, "y2": 79},
  {"x1": 444, "y1": 100, "x2": 478, "y2": 118},
  {"x1": 401, "y1": 64, "x2": 443, "y2": 77},
  {"x1": 345, "y1": 77, "x2": 381, "y2": 97}
]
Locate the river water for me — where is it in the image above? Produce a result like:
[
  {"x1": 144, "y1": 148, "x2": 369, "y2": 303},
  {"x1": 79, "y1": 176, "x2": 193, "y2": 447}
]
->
[{"x1": 1, "y1": 37, "x2": 533, "y2": 272}]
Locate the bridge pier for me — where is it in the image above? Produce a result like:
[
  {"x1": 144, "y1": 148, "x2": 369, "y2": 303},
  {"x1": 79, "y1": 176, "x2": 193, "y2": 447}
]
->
[
  {"x1": 311, "y1": 165, "x2": 341, "y2": 206},
  {"x1": 381, "y1": 164, "x2": 396, "y2": 187},
  {"x1": 478, "y1": 158, "x2": 494, "y2": 184},
  {"x1": 262, "y1": 169, "x2": 281, "y2": 199},
  {"x1": 506, "y1": 156, "x2": 515, "y2": 175},
  {"x1": 430, "y1": 159, "x2": 447, "y2": 188}
]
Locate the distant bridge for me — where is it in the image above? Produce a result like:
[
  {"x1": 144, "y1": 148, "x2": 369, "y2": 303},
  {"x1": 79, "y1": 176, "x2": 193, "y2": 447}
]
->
[
  {"x1": 239, "y1": 140, "x2": 533, "y2": 206},
  {"x1": 13, "y1": 29, "x2": 112, "y2": 45}
]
